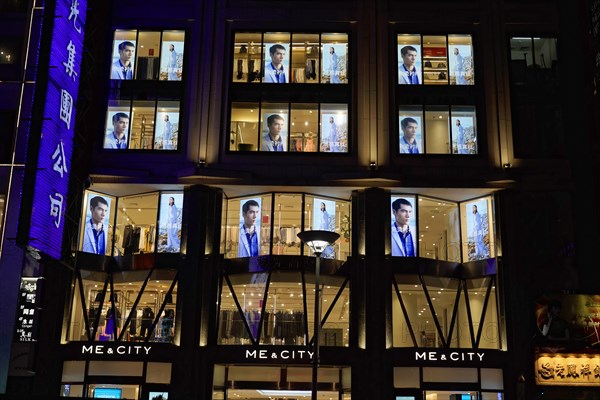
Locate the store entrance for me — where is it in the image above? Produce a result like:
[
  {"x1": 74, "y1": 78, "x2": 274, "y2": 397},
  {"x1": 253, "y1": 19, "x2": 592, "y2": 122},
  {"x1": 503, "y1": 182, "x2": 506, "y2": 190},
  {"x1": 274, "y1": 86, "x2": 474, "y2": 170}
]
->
[
  {"x1": 395, "y1": 390, "x2": 504, "y2": 400},
  {"x1": 225, "y1": 389, "x2": 346, "y2": 400}
]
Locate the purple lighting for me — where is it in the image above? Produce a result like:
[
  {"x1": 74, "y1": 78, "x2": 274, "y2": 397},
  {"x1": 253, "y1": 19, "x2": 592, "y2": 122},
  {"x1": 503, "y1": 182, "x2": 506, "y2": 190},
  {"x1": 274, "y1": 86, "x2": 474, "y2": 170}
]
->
[{"x1": 27, "y1": 0, "x2": 87, "y2": 259}]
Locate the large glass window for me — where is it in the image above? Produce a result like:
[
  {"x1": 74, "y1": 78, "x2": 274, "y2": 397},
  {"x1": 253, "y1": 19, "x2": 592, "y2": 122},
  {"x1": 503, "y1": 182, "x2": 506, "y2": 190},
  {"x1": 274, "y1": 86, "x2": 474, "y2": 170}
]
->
[
  {"x1": 104, "y1": 98, "x2": 181, "y2": 151},
  {"x1": 232, "y1": 32, "x2": 348, "y2": 85},
  {"x1": 111, "y1": 30, "x2": 186, "y2": 81},
  {"x1": 417, "y1": 197, "x2": 460, "y2": 262},
  {"x1": 397, "y1": 34, "x2": 474, "y2": 86},
  {"x1": 115, "y1": 193, "x2": 159, "y2": 256},
  {"x1": 398, "y1": 106, "x2": 477, "y2": 155},
  {"x1": 392, "y1": 274, "x2": 500, "y2": 350},
  {"x1": 67, "y1": 269, "x2": 178, "y2": 343},
  {"x1": 390, "y1": 194, "x2": 494, "y2": 262},
  {"x1": 230, "y1": 102, "x2": 349, "y2": 153},
  {"x1": 223, "y1": 193, "x2": 351, "y2": 260},
  {"x1": 230, "y1": 31, "x2": 350, "y2": 155},
  {"x1": 78, "y1": 190, "x2": 183, "y2": 256},
  {"x1": 219, "y1": 271, "x2": 349, "y2": 346}
]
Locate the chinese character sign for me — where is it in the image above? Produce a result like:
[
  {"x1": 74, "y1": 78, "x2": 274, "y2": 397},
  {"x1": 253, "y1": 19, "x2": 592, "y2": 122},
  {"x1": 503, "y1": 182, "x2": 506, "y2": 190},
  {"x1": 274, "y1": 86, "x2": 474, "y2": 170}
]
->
[{"x1": 28, "y1": 0, "x2": 87, "y2": 259}]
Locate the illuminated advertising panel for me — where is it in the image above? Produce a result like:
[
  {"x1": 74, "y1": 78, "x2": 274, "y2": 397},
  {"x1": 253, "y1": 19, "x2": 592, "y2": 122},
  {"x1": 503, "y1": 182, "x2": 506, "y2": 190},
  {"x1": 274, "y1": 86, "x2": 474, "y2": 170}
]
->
[{"x1": 26, "y1": 0, "x2": 87, "y2": 259}]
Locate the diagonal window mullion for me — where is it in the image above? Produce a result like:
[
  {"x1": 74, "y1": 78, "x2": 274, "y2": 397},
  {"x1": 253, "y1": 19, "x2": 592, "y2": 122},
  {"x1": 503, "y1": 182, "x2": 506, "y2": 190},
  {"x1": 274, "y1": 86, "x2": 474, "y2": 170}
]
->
[
  {"x1": 90, "y1": 275, "x2": 110, "y2": 342},
  {"x1": 462, "y1": 279, "x2": 476, "y2": 347},
  {"x1": 301, "y1": 265, "x2": 310, "y2": 346},
  {"x1": 320, "y1": 277, "x2": 349, "y2": 328},
  {"x1": 145, "y1": 271, "x2": 180, "y2": 343},
  {"x1": 255, "y1": 270, "x2": 272, "y2": 343},
  {"x1": 475, "y1": 276, "x2": 494, "y2": 348},
  {"x1": 76, "y1": 269, "x2": 91, "y2": 340},
  {"x1": 109, "y1": 273, "x2": 118, "y2": 341},
  {"x1": 224, "y1": 272, "x2": 257, "y2": 345},
  {"x1": 118, "y1": 267, "x2": 155, "y2": 341},
  {"x1": 392, "y1": 275, "x2": 417, "y2": 347},
  {"x1": 419, "y1": 274, "x2": 447, "y2": 348},
  {"x1": 446, "y1": 279, "x2": 463, "y2": 347}
]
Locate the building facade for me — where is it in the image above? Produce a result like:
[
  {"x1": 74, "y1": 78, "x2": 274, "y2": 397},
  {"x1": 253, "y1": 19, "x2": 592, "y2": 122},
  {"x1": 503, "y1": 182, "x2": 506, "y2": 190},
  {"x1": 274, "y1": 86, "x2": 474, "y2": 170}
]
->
[{"x1": 1, "y1": 0, "x2": 600, "y2": 399}]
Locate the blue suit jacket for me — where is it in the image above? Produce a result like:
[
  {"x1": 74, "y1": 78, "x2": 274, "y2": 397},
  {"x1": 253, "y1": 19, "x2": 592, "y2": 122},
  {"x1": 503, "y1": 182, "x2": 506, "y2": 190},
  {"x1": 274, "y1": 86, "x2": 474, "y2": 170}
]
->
[
  {"x1": 391, "y1": 222, "x2": 415, "y2": 257},
  {"x1": 238, "y1": 224, "x2": 259, "y2": 257},
  {"x1": 82, "y1": 219, "x2": 108, "y2": 255},
  {"x1": 398, "y1": 64, "x2": 421, "y2": 85}
]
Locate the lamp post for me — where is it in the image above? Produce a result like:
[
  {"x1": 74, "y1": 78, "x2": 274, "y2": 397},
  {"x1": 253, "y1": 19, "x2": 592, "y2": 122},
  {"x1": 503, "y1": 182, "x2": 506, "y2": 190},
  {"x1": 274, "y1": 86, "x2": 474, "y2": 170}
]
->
[{"x1": 297, "y1": 230, "x2": 340, "y2": 400}]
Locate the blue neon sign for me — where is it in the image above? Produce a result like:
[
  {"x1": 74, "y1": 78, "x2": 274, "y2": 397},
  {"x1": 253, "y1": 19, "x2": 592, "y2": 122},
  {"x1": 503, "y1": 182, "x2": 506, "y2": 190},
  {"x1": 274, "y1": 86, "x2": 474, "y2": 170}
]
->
[{"x1": 27, "y1": 0, "x2": 87, "y2": 259}]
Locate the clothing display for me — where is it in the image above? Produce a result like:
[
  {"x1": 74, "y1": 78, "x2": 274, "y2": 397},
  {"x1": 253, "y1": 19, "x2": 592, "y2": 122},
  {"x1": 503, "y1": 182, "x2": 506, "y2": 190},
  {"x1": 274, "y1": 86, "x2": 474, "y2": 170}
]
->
[
  {"x1": 219, "y1": 309, "x2": 305, "y2": 344},
  {"x1": 140, "y1": 307, "x2": 155, "y2": 338}
]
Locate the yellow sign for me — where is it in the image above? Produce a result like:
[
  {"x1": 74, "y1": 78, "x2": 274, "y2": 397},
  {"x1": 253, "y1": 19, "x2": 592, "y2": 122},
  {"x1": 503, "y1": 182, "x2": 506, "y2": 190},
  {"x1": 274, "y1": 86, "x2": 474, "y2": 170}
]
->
[{"x1": 536, "y1": 354, "x2": 600, "y2": 386}]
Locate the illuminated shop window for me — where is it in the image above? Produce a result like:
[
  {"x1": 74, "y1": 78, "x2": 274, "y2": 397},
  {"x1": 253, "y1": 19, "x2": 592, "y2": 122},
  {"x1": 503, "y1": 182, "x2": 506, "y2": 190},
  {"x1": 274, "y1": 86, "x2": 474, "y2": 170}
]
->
[
  {"x1": 391, "y1": 274, "x2": 500, "y2": 350},
  {"x1": 390, "y1": 194, "x2": 494, "y2": 261},
  {"x1": 230, "y1": 102, "x2": 349, "y2": 153},
  {"x1": 232, "y1": 32, "x2": 348, "y2": 85},
  {"x1": 397, "y1": 34, "x2": 474, "y2": 86},
  {"x1": 67, "y1": 269, "x2": 178, "y2": 343},
  {"x1": 398, "y1": 106, "x2": 477, "y2": 155},
  {"x1": 417, "y1": 197, "x2": 460, "y2": 262},
  {"x1": 222, "y1": 193, "x2": 351, "y2": 260},
  {"x1": 78, "y1": 190, "x2": 183, "y2": 255},
  {"x1": 219, "y1": 271, "x2": 349, "y2": 346},
  {"x1": 111, "y1": 30, "x2": 185, "y2": 81},
  {"x1": 104, "y1": 98, "x2": 181, "y2": 151}
]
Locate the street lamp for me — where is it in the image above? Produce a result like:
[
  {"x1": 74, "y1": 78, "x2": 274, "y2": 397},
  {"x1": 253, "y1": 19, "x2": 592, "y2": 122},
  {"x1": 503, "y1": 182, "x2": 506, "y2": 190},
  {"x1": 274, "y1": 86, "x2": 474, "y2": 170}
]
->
[{"x1": 297, "y1": 230, "x2": 340, "y2": 400}]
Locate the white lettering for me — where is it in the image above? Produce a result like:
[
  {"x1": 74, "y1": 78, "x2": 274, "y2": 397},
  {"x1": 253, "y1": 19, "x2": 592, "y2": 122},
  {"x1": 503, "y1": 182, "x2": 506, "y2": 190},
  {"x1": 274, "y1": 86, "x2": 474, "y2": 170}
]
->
[
  {"x1": 450, "y1": 352, "x2": 459, "y2": 361},
  {"x1": 259, "y1": 350, "x2": 267, "y2": 359},
  {"x1": 144, "y1": 346, "x2": 151, "y2": 355},
  {"x1": 134, "y1": 346, "x2": 142, "y2": 354},
  {"x1": 62, "y1": 40, "x2": 78, "y2": 81},
  {"x1": 82, "y1": 345, "x2": 93, "y2": 354},
  {"x1": 117, "y1": 346, "x2": 125, "y2": 355},
  {"x1": 478, "y1": 353, "x2": 484, "y2": 361},
  {"x1": 95, "y1": 345, "x2": 104, "y2": 354},
  {"x1": 246, "y1": 350, "x2": 257, "y2": 359},
  {"x1": 467, "y1": 352, "x2": 474, "y2": 361},
  {"x1": 60, "y1": 89, "x2": 73, "y2": 130},
  {"x1": 428, "y1": 352, "x2": 438, "y2": 361},
  {"x1": 281, "y1": 350, "x2": 289, "y2": 359},
  {"x1": 51, "y1": 141, "x2": 68, "y2": 178},
  {"x1": 297, "y1": 350, "x2": 305, "y2": 359},
  {"x1": 415, "y1": 352, "x2": 426, "y2": 361},
  {"x1": 49, "y1": 193, "x2": 64, "y2": 228}
]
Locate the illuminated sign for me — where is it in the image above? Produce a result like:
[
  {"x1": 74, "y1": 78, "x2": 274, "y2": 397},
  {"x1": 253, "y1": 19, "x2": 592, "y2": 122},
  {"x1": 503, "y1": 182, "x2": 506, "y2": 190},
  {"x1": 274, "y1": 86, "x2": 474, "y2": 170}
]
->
[
  {"x1": 414, "y1": 350, "x2": 486, "y2": 363},
  {"x1": 536, "y1": 353, "x2": 600, "y2": 386},
  {"x1": 14, "y1": 278, "x2": 41, "y2": 342},
  {"x1": 244, "y1": 349, "x2": 313, "y2": 362},
  {"x1": 81, "y1": 344, "x2": 152, "y2": 356},
  {"x1": 27, "y1": 0, "x2": 87, "y2": 259}
]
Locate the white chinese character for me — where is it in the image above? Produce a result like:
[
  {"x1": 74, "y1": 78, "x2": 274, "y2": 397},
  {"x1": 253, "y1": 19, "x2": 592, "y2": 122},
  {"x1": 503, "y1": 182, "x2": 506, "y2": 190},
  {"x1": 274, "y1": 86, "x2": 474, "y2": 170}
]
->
[
  {"x1": 60, "y1": 89, "x2": 73, "y2": 130},
  {"x1": 52, "y1": 141, "x2": 68, "y2": 178},
  {"x1": 68, "y1": 0, "x2": 82, "y2": 33},
  {"x1": 62, "y1": 40, "x2": 78, "y2": 81},
  {"x1": 49, "y1": 193, "x2": 64, "y2": 228}
]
